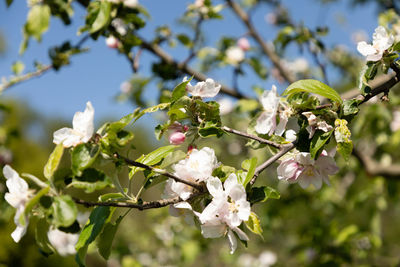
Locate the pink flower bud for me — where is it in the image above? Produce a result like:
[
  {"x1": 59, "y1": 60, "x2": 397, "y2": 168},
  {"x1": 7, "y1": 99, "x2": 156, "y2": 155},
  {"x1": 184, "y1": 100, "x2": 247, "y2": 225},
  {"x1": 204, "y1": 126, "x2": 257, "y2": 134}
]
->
[
  {"x1": 106, "y1": 36, "x2": 119, "y2": 49},
  {"x1": 169, "y1": 131, "x2": 186, "y2": 145},
  {"x1": 183, "y1": 125, "x2": 189, "y2": 132},
  {"x1": 237, "y1": 37, "x2": 250, "y2": 51}
]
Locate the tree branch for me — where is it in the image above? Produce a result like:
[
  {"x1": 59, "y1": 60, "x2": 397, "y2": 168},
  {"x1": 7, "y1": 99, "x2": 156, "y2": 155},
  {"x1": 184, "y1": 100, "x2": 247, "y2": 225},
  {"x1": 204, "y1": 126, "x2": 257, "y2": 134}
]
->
[
  {"x1": 222, "y1": 126, "x2": 283, "y2": 149},
  {"x1": 352, "y1": 148, "x2": 400, "y2": 179},
  {"x1": 250, "y1": 143, "x2": 296, "y2": 185},
  {"x1": 225, "y1": 0, "x2": 296, "y2": 84},
  {"x1": 113, "y1": 153, "x2": 204, "y2": 191},
  {"x1": 139, "y1": 38, "x2": 247, "y2": 99},
  {"x1": 74, "y1": 191, "x2": 205, "y2": 210}
]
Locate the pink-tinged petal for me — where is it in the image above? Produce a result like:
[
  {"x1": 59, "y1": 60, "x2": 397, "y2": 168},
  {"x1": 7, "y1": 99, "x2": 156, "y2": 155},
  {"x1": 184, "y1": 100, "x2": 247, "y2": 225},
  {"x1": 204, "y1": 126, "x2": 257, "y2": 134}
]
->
[
  {"x1": 277, "y1": 159, "x2": 299, "y2": 181},
  {"x1": 316, "y1": 155, "x2": 339, "y2": 176},
  {"x1": 201, "y1": 223, "x2": 226, "y2": 238},
  {"x1": 169, "y1": 131, "x2": 186, "y2": 145},
  {"x1": 227, "y1": 229, "x2": 238, "y2": 254},
  {"x1": 357, "y1": 42, "x2": 376, "y2": 56},
  {"x1": 309, "y1": 174, "x2": 323, "y2": 189},
  {"x1": 297, "y1": 172, "x2": 311, "y2": 189},
  {"x1": 237, "y1": 37, "x2": 250, "y2": 51},
  {"x1": 296, "y1": 152, "x2": 315, "y2": 165}
]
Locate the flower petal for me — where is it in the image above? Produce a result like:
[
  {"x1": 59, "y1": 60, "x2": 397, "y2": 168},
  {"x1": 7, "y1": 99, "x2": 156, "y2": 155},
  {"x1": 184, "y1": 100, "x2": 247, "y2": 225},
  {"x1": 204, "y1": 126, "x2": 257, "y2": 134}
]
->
[
  {"x1": 72, "y1": 101, "x2": 95, "y2": 143},
  {"x1": 227, "y1": 229, "x2": 238, "y2": 254}
]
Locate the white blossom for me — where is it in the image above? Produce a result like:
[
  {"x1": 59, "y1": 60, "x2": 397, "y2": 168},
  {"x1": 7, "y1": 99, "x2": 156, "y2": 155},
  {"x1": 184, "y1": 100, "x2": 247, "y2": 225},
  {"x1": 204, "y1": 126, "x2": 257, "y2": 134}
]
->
[
  {"x1": 285, "y1": 129, "x2": 297, "y2": 142},
  {"x1": 255, "y1": 85, "x2": 280, "y2": 135},
  {"x1": 53, "y1": 101, "x2": 95, "y2": 148},
  {"x1": 217, "y1": 97, "x2": 234, "y2": 115},
  {"x1": 277, "y1": 150, "x2": 339, "y2": 189},
  {"x1": 163, "y1": 147, "x2": 219, "y2": 201},
  {"x1": 198, "y1": 174, "x2": 251, "y2": 253},
  {"x1": 105, "y1": 36, "x2": 119, "y2": 49},
  {"x1": 302, "y1": 111, "x2": 333, "y2": 138},
  {"x1": 111, "y1": 18, "x2": 128, "y2": 36},
  {"x1": 48, "y1": 229, "x2": 79, "y2": 256},
  {"x1": 3, "y1": 165, "x2": 32, "y2": 242},
  {"x1": 226, "y1": 46, "x2": 245, "y2": 65},
  {"x1": 184, "y1": 77, "x2": 221, "y2": 98},
  {"x1": 357, "y1": 26, "x2": 394, "y2": 61}
]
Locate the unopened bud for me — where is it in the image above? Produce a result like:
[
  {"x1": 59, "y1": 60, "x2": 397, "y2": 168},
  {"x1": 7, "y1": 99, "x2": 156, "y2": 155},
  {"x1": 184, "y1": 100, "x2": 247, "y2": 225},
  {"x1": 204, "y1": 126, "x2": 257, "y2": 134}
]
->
[
  {"x1": 106, "y1": 36, "x2": 119, "y2": 49},
  {"x1": 237, "y1": 37, "x2": 250, "y2": 51},
  {"x1": 169, "y1": 132, "x2": 186, "y2": 145}
]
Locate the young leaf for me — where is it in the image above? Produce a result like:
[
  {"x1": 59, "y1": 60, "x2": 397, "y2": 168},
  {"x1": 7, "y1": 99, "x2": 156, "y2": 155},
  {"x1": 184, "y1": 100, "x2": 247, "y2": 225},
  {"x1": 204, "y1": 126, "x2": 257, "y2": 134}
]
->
[
  {"x1": 75, "y1": 206, "x2": 113, "y2": 266},
  {"x1": 245, "y1": 212, "x2": 263, "y2": 238},
  {"x1": 337, "y1": 141, "x2": 353, "y2": 162},
  {"x1": 310, "y1": 130, "x2": 333, "y2": 159},
  {"x1": 283, "y1": 79, "x2": 342, "y2": 104},
  {"x1": 71, "y1": 144, "x2": 100, "y2": 176},
  {"x1": 172, "y1": 77, "x2": 192, "y2": 102},
  {"x1": 24, "y1": 4, "x2": 51, "y2": 41},
  {"x1": 52, "y1": 195, "x2": 78, "y2": 228},
  {"x1": 241, "y1": 157, "x2": 257, "y2": 187},
  {"x1": 35, "y1": 219, "x2": 55, "y2": 256},
  {"x1": 98, "y1": 215, "x2": 124, "y2": 260},
  {"x1": 68, "y1": 168, "x2": 113, "y2": 193},
  {"x1": 44, "y1": 143, "x2": 64, "y2": 180},
  {"x1": 129, "y1": 145, "x2": 176, "y2": 178},
  {"x1": 248, "y1": 186, "x2": 280, "y2": 204},
  {"x1": 11, "y1": 61, "x2": 25, "y2": 75},
  {"x1": 90, "y1": 1, "x2": 111, "y2": 33}
]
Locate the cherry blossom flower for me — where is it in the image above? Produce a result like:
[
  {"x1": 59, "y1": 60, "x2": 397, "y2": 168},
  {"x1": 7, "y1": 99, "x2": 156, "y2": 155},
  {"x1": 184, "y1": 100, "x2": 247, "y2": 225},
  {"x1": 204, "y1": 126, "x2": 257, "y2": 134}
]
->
[
  {"x1": 254, "y1": 85, "x2": 293, "y2": 137},
  {"x1": 163, "y1": 147, "x2": 219, "y2": 201},
  {"x1": 226, "y1": 46, "x2": 245, "y2": 65},
  {"x1": 48, "y1": 229, "x2": 79, "y2": 256},
  {"x1": 357, "y1": 26, "x2": 394, "y2": 61},
  {"x1": 184, "y1": 77, "x2": 221, "y2": 98},
  {"x1": 277, "y1": 150, "x2": 339, "y2": 189},
  {"x1": 302, "y1": 111, "x2": 333, "y2": 138},
  {"x1": 105, "y1": 36, "x2": 120, "y2": 49},
  {"x1": 198, "y1": 174, "x2": 251, "y2": 253},
  {"x1": 3, "y1": 165, "x2": 32, "y2": 242},
  {"x1": 237, "y1": 37, "x2": 250, "y2": 51},
  {"x1": 53, "y1": 102, "x2": 94, "y2": 148}
]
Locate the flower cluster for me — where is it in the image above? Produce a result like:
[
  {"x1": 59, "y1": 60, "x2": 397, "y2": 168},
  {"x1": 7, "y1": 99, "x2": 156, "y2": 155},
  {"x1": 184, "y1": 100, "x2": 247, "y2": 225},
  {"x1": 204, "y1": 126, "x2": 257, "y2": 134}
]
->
[
  {"x1": 198, "y1": 174, "x2": 251, "y2": 253},
  {"x1": 277, "y1": 150, "x2": 339, "y2": 189}
]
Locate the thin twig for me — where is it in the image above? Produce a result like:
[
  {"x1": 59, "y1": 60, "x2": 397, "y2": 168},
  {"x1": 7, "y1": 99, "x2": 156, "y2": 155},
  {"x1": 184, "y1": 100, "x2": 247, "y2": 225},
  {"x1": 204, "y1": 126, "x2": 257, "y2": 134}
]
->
[
  {"x1": 226, "y1": 0, "x2": 296, "y2": 84},
  {"x1": 182, "y1": 16, "x2": 204, "y2": 66},
  {"x1": 250, "y1": 143, "x2": 295, "y2": 185},
  {"x1": 139, "y1": 38, "x2": 247, "y2": 99},
  {"x1": 113, "y1": 152, "x2": 204, "y2": 191},
  {"x1": 74, "y1": 191, "x2": 205, "y2": 210},
  {"x1": 222, "y1": 126, "x2": 282, "y2": 149}
]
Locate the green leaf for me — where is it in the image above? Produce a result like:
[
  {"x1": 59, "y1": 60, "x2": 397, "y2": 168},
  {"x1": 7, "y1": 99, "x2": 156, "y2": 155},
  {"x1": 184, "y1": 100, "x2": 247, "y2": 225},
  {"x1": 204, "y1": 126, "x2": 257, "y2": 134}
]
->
[
  {"x1": 99, "y1": 192, "x2": 128, "y2": 202},
  {"x1": 342, "y1": 99, "x2": 360, "y2": 118},
  {"x1": 52, "y1": 195, "x2": 78, "y2": 228},
  {"x1": 172, "y1": 77, "x2": 192, "y2": 102},
  {"x1": 248, "y1": 186, "x2": 280, "y2": 204},
  {"x1": 71, "y1": 144, "x2": 100, "y2": 176},
  {"x1": 283, "y1": 79, "x2": 342, "y2": 104},
  {"x1": 19, "y1": 186, "x2": 50, "y2": 226},
  {"x1": 35, "y1": 219, "x2": 55, "y2": 256},
  {"x1": 310, "y1": 130, "x2": 333, "y2": 159},
  {"x1": 241, "y1": 157, "x2": 257, "y2": 187},
  {"x1": 68, "y1": 168, "x2": 113, "y2": 193},
  {"x1": 198, "y1": 123, "x2": 225, "y2": 138},
  {"x1": 24, "y1": 4, "x2": 51, "y2": 41},
  {"x1": 11, "y1": 61, "x2": 25, "y2": 75},
  {"x1": 245, "y1": 212, "x2": 263, "y2": 238},
  {"x1": 90, "y1": 1, "x2": 111, "y2": 33},
  {"x1": 75, "y1": 206, "x2": 113, "y2": 266},
  {"x1": 159, "y1": 150, "x2": 187, "y2": 169},
  {"x1": 129, "y1": 145, "x2": 176, "y2": 178},
  {"x1": 98, "y1": 215, "x2": 123, "y2": 260},
  {"x1": 337, "y1": 141, "x2": 353, "y2": 162},
  {"x1": 393, "y1": 41, "x2": 400, "y2": 52},
  {"x1": 44, "y1": 143, "x2": 64, "y2": 180},
  {"x1": 176, "y1": 34, "x2": 192, "y2": 47},
  {"x1": 212, "y1": 165, "x2": 236, "y2": 180},
  {"x1": 334, "y1": 225, "x2": 358, "y2": 245}
]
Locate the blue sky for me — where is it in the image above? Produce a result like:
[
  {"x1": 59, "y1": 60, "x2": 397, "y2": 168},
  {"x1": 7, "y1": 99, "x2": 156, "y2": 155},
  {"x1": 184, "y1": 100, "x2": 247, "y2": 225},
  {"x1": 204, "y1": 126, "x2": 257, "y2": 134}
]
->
[{"x1": 0, "y1": 0, "x2": 378, "y2": 126}]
